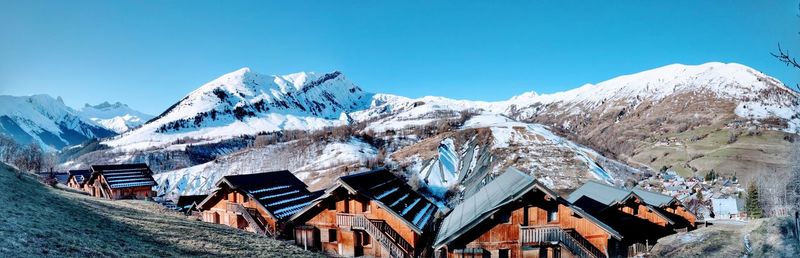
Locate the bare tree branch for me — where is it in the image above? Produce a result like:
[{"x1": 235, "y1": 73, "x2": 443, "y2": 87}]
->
[{"x1": 772, "y1": 44, "x2": 800, "y2": 70}]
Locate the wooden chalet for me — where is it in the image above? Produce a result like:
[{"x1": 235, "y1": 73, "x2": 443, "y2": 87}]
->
[
  {"x1": 290, "y1": 168, "x2": 440, "y2": 258},
  {"x1": 197, "y1": 171, "x2": 322, "y2": 237},
  {"x1": 566, "y1": 181, "x2": 697, "y2": 256},
  {"x1": 175, "y1": 194, "x2": 208, "y2": 216},
  {"x1": 86, "y1": 164, "x2": 157, "y2": 200},
  {"x1": 434, "y1": 168, "x2": 622, "y2": 258},
  {"x1": 66, "y1": 169, "x2": 91, "y2": 190}
]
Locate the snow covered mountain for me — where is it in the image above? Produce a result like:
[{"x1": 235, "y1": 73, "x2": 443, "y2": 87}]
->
[
  {"x1": 0, "y1": 95, "x2": 116, "y2": 150},
  {"x1": 501, "y1": 62, "x2": 799, "y2": 181},
  {"x1": 504, "y1": 62, "x2": 799, "y2": 132},
  {"x1": 103, "y1": 68, "x2": 374, "y2": 151},
  {"x1": 104, "y1": 62, "x2": 797, "y2": 152},
  {"x1": 63, "y1": 62, "x2": 798, "y2": 194},
  {"x1": 79, "y1": 101, "x2": 153, "y2": 133}
]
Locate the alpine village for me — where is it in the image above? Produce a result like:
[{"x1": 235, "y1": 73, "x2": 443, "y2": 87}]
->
[
  {"x1": 4, "y1": 1, "x2": 800, "y2": 258},
  {"x1": 48, "y1": 161, "x2": 693, "y2": 258}
]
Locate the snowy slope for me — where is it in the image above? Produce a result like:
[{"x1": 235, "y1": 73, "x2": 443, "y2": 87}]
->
[
  {"x1": 102, "y1": 62, "x2": 798, "y2": 152},
  {"x1": 504, "y1": 62, "x2": 800, "y2": 132},
  {"x1": 79, "y1": 101, "x2": 153, "y2": 133},
  {"x1": 0, "y1": 95, "x2": 116, "y2": 150},
  {"x1": 349, "y1": 95, "x2": 500, "y2": 132},
  {"x1": 409, "y1": 114, "x2": 620, "y2": 198},
  {"x1": 154, "y1": 137, "x2": 377, "y2": 198},
  {"x1": 104, "y1": 68, "x2": 375, "y2": 150}
]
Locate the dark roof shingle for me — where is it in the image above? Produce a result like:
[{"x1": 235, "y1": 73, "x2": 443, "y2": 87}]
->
[
  {"x1": 89, "y1": 163, "x2": 157, "y2": 189},
  {"x1": 220, "y1": 171, "x2": 322, "y2": 220},
  {"x1": 339, "y1": 169, "x2": 440, "y2": 231},
  {"x1": 68, "y1": 169, "x2": 91, "y2": 185}
]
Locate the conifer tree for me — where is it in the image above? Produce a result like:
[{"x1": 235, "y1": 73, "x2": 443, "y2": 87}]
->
[{"x1": 746, "y1": 183, "x2": 763, "y2": 219}]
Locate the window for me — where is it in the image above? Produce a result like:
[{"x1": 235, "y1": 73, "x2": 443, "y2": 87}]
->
[
  {"x1": 327, "y1": 200, "x2": 336, "y2": 210},
  {"x1": 547, "y1": 207, "x2": 558, "y2": 222},
  {"x1": 498, "y1": 210, "x2": 511, "y2": 224},
  {"x1": 454, "y1": 248, "x2": 486, "y2": 258},
  {"x1": 362, "y1": 200, "x2": 370, "y2": 212},
  {"x1": 632, "y1": 206, "x2": 639, "y2": 215},
  {"x1": 499, "y1": 249, "x2": 510, "y2": 258},
  {"x1": 328, "y1": 229, "x2": 337, "y2": 242}
]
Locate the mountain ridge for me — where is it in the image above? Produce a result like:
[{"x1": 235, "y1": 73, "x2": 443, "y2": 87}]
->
[
  {"x1": 79, "y1": 101, "x2": 154, "y2": 133},
  {"x1": 0, "y1": 94, "x2": 116, "y2": 150}
]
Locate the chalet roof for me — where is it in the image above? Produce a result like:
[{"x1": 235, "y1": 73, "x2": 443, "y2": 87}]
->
[
  {"x1": 216, "y1": 171, "x2": 323, "y2": 220},
  {"x1": 68, "y1": 169, "x2": 91, "y2": 185},
  {"x1": 88, "y1": 163, "x2": 157, "y2": 189},
  {"x1": 568, "y1": 181, "x2": 697, "y2": 238},
  {"x1": 711, "y1": 198, "x2": 739, "y2": 216},
  {"x1": 434, "y1": 168, "x2": 621, "y2": 249},
  {"x1": 631, "y1": 188, "x2": 676, "y2": 207},
  {"x1": 338, "y1": 168, "x2": 440, "y2": 232},
  {"x1": 55, "y1": 173, "x2": 69, "y2": 184},
  {"x1": 176, "y1": 194, "x2": 208, "y2": 211},
  {"x1": 567, "y1": 181, "x2": 677, "y2": 208}
]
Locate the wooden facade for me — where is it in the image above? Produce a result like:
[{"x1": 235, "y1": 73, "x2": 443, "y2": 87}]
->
[
  {"x1": 568, "y1": 181, "x2": 698, "y2": 257},
  {"x1": 66, "y1": 169, "x2": 90, "y2": 190},
  {"x1": 290, "y1": 169, "x2": 439, "y2": 258},
  {"x1": 85, "y1": 164, "x2": 157, "y2": 200},
  {"x1": 197, "y1": 170, "x2": 321, "y2": 237},
  {"x1": 434, "y1": 169, "x2": 621, "y2": 258}
]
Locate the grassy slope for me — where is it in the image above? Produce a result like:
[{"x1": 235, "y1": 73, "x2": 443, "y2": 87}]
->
[
  {"x1": 0, "y1": 163, "x2": 321, "y2": 257},
  {"x1": 630, "y1": 125, "x2": 793, "y2": 181},
  {"x1": 651, "y1": 218, "x2": 799, "y2": 258}
]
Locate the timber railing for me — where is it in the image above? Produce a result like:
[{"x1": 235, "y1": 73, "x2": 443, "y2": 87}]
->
[
  {"x1": 228, "y1": 202, "x2": 273, "y2": 236},
  {"x1": 520, "y1": 225, "x2": 605, "y2": 258},
  {"x1": 337, "y1": 213, "x2": 411, "y2": 258}
]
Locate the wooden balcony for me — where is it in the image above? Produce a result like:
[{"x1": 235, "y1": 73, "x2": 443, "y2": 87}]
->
[{"x1": 520, "y1": 225, "x2": 606, "y2": 258}]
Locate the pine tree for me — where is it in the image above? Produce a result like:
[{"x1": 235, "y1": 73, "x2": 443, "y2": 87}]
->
[
  {"x1": 746, "y1": 183, "x2": 764, "y2": 219},
  {"x1": 705, "y1": 169, "x2": 716, "y2": 181},
  {"x1": 696, "y1": 189, "x2": 704, "y2": 202}
]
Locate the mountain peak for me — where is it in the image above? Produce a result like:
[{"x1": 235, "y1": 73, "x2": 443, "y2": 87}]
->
[{"x1": 85, "y1": 101, "x2": 128, "y2": 110}]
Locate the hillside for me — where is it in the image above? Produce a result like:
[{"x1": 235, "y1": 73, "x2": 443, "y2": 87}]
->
[
  {"x1": 0, "y1": 163, "x2": 319, "y2": 257},
  {"x1": 651, "y1": 219, "x2": 799, "y2": 258},
  {"x1": 506, "y1": 62, "x2": 799, "y2": 183}
]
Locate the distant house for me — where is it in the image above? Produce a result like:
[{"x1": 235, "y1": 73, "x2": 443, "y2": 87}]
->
[
  {"x1": 567, "y1": 181, "x2": 697, "y2": 256},
  {"x1": 67, "y1": 169, "x2": 91, "y2": 190},
  {"x1": 684, "y1": 197, "x2": 712, "y2": 221},
  {"x1": 711, "y1": 198, "x2": 740, "y2": 219},
  {"x1": 85, "y1": 164, "x2": 157, "y2": 200},
  {"x1": 197, "y1": 171, "x2": 322, "y2": 237},
  {"x1": 175, "y1": 194, "x2": 208, "y2": 216},
  {"x1": 434, "y1": 168, "x2": 621, "y2": 258},
  {"x1": 290, "y1": 168, "x2": 440, "y2": 258}
]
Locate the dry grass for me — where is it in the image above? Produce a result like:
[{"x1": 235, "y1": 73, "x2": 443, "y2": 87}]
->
[
  {"x1": 0, "y1": 163, "x2": 322, "y2": 258},
  {"x1": 631, "y1": 126, "x2": 794, "y2": 182},
  {"x1": 651, "y1": 218, "x2": 799, "y2": 258}
]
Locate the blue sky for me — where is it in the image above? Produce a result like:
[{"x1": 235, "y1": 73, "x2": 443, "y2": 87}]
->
[{"x1": 1, "y1": 1, "x2": 798, "y2": 115}]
